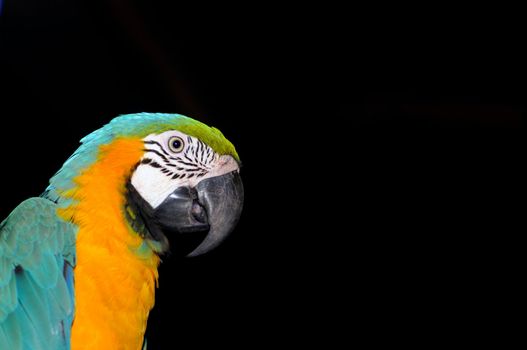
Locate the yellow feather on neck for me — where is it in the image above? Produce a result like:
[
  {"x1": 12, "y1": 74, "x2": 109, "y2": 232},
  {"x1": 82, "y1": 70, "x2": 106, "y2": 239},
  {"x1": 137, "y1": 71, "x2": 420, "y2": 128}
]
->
[{"x1": 58, "y1": 138, "x2": 160, "y2": 350}]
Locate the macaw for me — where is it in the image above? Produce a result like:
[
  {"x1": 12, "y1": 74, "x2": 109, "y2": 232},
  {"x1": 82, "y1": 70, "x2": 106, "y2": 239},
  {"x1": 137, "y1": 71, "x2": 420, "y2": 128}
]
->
[{"x1": 0, "y1": 113, "x2": 244, "y2": 350}]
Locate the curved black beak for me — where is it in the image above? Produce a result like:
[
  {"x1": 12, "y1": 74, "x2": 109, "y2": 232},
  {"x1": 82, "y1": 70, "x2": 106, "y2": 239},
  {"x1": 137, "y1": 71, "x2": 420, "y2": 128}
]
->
[
  {"x1": 151, "y1": 171, "x2": 244, "y2": 257},
  {"x1": 189, "y1": 170, "x2": 244, "y2": 256}
]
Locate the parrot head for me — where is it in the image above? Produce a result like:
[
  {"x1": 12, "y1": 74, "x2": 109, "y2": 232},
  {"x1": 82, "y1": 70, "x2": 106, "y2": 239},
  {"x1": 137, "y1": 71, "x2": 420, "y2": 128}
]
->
[
  {"x1": 125, "y1": 118, "x2": 244, "y2": 257},
  {"x1": 48, "y1": 113, "x2": 244, "y2": 257}
]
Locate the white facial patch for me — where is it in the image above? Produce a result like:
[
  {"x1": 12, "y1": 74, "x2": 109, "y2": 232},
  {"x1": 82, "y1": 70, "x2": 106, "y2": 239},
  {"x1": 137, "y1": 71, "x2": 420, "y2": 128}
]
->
[{"x1": 130, "y1": 130, "x2": 239, "y2": 208}]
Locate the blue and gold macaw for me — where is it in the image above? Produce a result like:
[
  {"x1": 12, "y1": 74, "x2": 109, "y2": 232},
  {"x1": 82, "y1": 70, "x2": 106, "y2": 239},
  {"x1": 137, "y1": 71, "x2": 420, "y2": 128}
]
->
[{"x1": 0, "y1": 113, "x2": 244, "y2": 350}]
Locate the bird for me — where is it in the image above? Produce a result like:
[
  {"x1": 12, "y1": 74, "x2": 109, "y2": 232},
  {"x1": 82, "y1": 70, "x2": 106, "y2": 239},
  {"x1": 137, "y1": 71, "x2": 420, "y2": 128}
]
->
[{"x1": 0, "y1": 113, "x2": 244, "y2": 350}]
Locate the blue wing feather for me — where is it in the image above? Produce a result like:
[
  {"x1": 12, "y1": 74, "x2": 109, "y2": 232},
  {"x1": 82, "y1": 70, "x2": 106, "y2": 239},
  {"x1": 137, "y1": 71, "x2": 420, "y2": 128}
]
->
[{"x1": 0, "y1": 197, "x2": 77, "y2": 350}]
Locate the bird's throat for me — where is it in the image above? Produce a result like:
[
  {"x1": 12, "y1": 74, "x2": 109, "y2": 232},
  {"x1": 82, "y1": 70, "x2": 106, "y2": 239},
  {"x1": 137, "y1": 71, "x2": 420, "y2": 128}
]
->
[{"x1": 58, "y1": 138, "x2": 160, "y2": 350}]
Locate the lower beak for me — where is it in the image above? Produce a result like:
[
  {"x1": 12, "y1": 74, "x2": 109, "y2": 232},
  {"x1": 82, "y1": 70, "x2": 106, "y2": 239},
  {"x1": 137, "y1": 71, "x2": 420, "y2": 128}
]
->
[{"x1": 153, "y1": 171, "x2": 244, "y2": 257}]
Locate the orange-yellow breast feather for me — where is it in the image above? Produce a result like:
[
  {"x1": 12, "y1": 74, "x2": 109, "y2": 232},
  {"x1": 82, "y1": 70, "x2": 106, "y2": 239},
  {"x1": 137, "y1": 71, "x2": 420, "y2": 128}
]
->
[{"x1": 58, "y1": 138, "x2": 160, "y2": 350}]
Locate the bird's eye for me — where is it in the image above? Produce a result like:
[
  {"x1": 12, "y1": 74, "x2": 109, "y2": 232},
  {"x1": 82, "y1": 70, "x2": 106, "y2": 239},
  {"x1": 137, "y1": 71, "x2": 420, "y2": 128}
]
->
[{"x1": 168, "y1": 136, "x2": 185, "y2": 153}]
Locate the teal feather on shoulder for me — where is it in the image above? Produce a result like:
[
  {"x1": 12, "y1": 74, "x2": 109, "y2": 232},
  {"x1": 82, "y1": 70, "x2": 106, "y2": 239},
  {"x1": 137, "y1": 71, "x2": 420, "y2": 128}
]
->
[{"x1": 0, "y1": 198, "x2": 76, "y2": 350}]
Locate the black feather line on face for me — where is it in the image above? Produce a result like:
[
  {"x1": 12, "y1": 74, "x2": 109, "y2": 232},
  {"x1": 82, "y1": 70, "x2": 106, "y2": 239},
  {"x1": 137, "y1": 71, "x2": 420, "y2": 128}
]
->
[
  {"x1": 197, "y1": 140, "x2": 204, "y2": 163},
  {"x1": 144, "y1": 140, "x2": 171, "y2": 156},
  {"x1": 144, "y1": 148, "x2": 171, "y2": 163},
  {"x1": 142, "y1": 137, "x2": 213, "y2": 180},
  {"x1": 179, "y1": 167, "x2": 203, "y2": 173},
  {"x1": 148, "y1": 161, "x2": 162, "y2": 168},
  {"x1": 167, "y1": 159, "x2": 196, "y2": 167},
  {"x1": 184, "y1": 151, "x2": 193, "y2": 163}
]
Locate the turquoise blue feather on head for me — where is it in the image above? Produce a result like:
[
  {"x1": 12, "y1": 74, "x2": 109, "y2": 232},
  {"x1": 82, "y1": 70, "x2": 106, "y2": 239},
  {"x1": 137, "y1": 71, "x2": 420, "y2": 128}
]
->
[{"x1": 46, "y1": 113, "x2": 239, "y2": 206}]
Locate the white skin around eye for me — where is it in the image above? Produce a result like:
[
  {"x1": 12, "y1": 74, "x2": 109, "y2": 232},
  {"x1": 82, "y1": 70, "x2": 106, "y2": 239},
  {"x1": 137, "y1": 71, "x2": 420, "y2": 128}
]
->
[{"x1": 131, "y1": 131, "x2": 239, "y2": 208}]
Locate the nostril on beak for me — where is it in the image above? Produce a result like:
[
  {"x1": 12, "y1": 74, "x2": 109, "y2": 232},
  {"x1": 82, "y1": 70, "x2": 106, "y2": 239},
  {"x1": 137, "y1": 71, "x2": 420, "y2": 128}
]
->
[{"x1": 191, "y1": 201, "x2": 207, "y2": 224}]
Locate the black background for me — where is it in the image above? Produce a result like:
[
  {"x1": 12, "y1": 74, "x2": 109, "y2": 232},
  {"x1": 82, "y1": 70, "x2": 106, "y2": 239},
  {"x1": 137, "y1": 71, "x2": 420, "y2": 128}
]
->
[{"x1": 0, "y1": 1, "x2": 523, "y2": 347}]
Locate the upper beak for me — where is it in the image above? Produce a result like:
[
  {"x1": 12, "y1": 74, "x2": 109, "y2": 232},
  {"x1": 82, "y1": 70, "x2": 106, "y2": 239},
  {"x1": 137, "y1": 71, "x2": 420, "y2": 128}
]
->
[{"x1": 153, "y1": 170, "x2": 244, "y2": 257}]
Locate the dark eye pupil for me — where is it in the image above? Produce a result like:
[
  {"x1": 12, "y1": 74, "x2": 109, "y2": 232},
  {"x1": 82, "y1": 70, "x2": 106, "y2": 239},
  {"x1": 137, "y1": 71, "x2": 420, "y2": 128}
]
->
[{"x1": 172, "y1": 140, "x2": 181, "y2": 149}]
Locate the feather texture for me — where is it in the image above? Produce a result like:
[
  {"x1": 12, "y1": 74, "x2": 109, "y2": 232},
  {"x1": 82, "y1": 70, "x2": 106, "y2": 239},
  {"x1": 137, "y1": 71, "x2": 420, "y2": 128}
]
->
[
  {"x1": 46, "y1": 113, "x2": 239, "y2": 207},
  {"x1": 1, "y1": 113, "x2": 238, "y2": 350},
  {"x1": 0, "y1": 198, "x2": 76, "y2": 350},
  {"x1": 57, "y1": 137, "x2": 160, "y2": 350}
]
